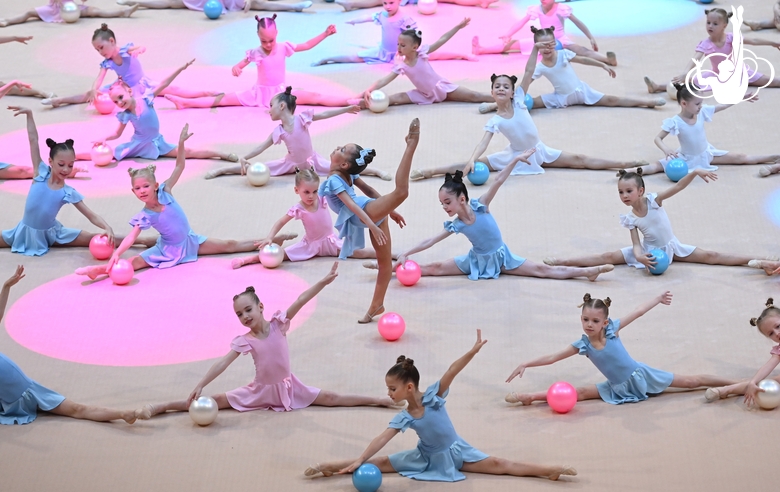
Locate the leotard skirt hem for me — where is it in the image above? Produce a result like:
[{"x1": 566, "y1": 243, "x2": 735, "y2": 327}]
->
[
  {"x1": 596, "y1": 364, "x2": 674, "y2": 404},
  {"x1": 659, "y1": 146, "x2": 726, "y2": 173},
  {"x1": 389, "y1": 438, "x2": 488, "y2": 482},
  {"x1": 620, "y1": 239, "x2": 696, "y2": 269},
  {"x1": 454, "y1": 244, "x2": 526, "y2": 280},
  {"x1": 140, "y1": 232, "x2": 207, "y2": 268},
  {"x1": 266, "y1": 153, "x2": 330, "y2": 176},
  {"x1": 357, "y1": 46, "x2": 396, "y2": 64},
  {"x1": 114, "y1": 135, "x2": 176, "y2": 161},
  {"x1": 35, "y1": 3, "x2": 88, "y2": 23},
  {"x1": 225, "y1": 373, "x2": 320, "y2": 412},
  {"x1": 0, "y1": 381, "x2": 65, "y2": 425},
  {"x1": 407, "y1": 81, "x2": 458, "y2": 105},
  {"x1": 540, "y1": 81, "x2": 605, "y2": 109},
  {"x1": 1, "y1": 220, "x2": 81, "y2": 256},
  {"x1": 237, "y1": 83, "x2": 285, "y2": 109},
  {"x1": 487, "y1": 141, "x2": 562, "y2": 176},
  {"x1": 285, "y1": 234, "x2": 343, "y2": 261}
]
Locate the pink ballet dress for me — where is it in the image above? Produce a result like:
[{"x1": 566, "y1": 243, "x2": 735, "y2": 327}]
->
[
  {"x1": 392, "y1": 45, "x2": 458, "y2": 105},
  {"x1": 695, "y1": 33, "x2": 763, "y2": 86},
  {"x1": 284, "y1": 195, "x2": 342, "y2": 261},
  {"x1": 183, "y1": 0, "x2": 244, "y2": 11},
  {"x1": 35, "y1": 1, "x2": 88, "y2": 23},
  {"x1": 236, "y1": 42, "x2": 296, "y2": 108},
  {"x1": 225, "y1": 311, "x2": 321, "y2": 412},
  {"x1": 358, "y1": 11, "x2": 417, "y2": 64},
  {"x1": 266, "y1": 110, "x2": 330, "y2": 176},
  {"x1": 526, "y1": 4, "x2": 574, "y2": 46}
]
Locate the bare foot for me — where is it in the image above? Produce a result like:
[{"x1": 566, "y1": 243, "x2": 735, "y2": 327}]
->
[
  {"x1": 606, "y1": 51, "x2": 617, "y2": 67},
  {"x1": 505, "y1": 392, "x2": 533, "y2": 405},
  {"x1": 586, "y1": 264, "x2": 614, "y2": 282},
  {"x1": 163, "y1": 94, "x2": 186, "y2": 110},
  {"x1": 549, "y1": 466, "x2": 578, "y2": 481}
]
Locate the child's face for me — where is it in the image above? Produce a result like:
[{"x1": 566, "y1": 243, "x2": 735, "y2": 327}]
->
[
  {"x1": 131, "y1": 176, "x2": 158, "y2": 203},
  {"x1": 438, "y1": 189, "x2": 466, "y2": 216},
  {"x1": 268, "y1": 97, "x2": 285, "y2": 120},
  {"x1": 540, "y1": 0, "x2": 556, "y2": 8},
  {"x1": 385, "y1": 375, "x2": 414, "y2": 403},
  {"x1": 705, "y1": 12, "x2": 728, "y2": 37},
  {"x1": 491, "y1": 77, "x2": 514, "y2": 101},
  {"x1": 49, "y1": 150, "x2": 76, "y2": 180},
  {"x1": 92, "y1": 37, "x2": 116, "y2": 59},
  {"x1": 680, "y1": 97, "x2": 703, "y2": 115},
  {"x1": 538, "y1": 35, "x2": 556, "y2": 56},
  {"x1": 397, "y1": 34, "x2": 417, "y2": 58},
  {"x1": 329, "y1": 143, "x2": 357, "y2": 171},
  {"x1": 295, "y1": 180, "x2": 319, "y2": 207},
  {"x1": 383, "y1": 0, "x2": 400, "y2": 15},
  {"x1": 618, "y1": 179, "x2": 643, "y2": 206},
  {"x1": 258, "y1": 27, "x2": 278, "y2": 53},
  {"x1": 109, "y1": 85, "x2": 133, "y2": 110},
  {"x1": 233, "y1": 295, "x2": 264, "y2": 329},
  {"x1": 580, "y1": 307, "x2": 609, "y2": 337},
  {"x1": 759, "y1": 314, "x2": 780, "y2": 344}
]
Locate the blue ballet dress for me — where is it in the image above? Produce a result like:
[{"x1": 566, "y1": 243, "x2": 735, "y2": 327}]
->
[
  {"x1": 1, "y1": 353, "x2": 65, "y2": 425},
  {"x1": 114, "y1": 92, "x2": 175, "y2": 161},
  {"x1": 571, "y1": 319, "x2": 674, "y2": 404},
  {"x1": 1, "y1": 163, "x2": 83, "y2": 256},
  {"x1": 445, "y1": 199, "x2": 525, "y2": 280},
  {"x1": 101, "y1": 43, "x2": 154, "y2": 95},
  {"x1": 130, "y1": 183, "x2": 207, "y2": 268},
  {"x1": 388, "y1": 381, "x2": 488, "y2": 482},
  {"x1": 319, "y1": 173, "x2": 384, "y2": 260}
]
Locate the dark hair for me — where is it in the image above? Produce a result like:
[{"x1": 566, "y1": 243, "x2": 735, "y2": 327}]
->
[
  {"x1": 751, "y1": 298, "x2": 780, "y2": 331},
  {"x1": 400, "y1": 29, "x2": 422, "y2": 47},
  {"x1": 255, "y1": 14, "x2": 277, "y2": 30},
  {"x1": 616, "y1": 168, "x2": 645, "y2": 189},
  {"x1": 440, "y1": 170, "x2": 469, "y2": 201},
  {"x1": 45, "y1": 138, "x2": 75, "y2": 159},
  {"x1": 92, "y1": 23, "x2": 116, "y2": 42},
  {"x1": 705, "y1": 8, "x2": 732, "y2": 24},
  {"x1": 273, "y1": 86, "x2": 297, "y2": 113},
  {"x1": 490, "y1": 73, "x2": 517, "y2": 93},
  {"x1": 386, "y1": 355, "x2": 420, "y2": 388},
  {"x1": 346, "y1": 145, "x2": 376, "y2": 174},
  {"x1": 233, "y1": 286, "x2": 260, "y2": 304},
  {"x1": 671, "y1": 82, "x2": 698, "y2": 104},
  {"x1": 579, "y1": 293, "x2": 612, "y2": 317},
  {"x1": 530, "y1": 25, "x2": 556, "y2": 42}
]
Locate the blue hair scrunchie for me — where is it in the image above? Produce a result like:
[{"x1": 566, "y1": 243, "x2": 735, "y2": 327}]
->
[{"x1": 355, "y1": 148, "x2": 374, "y2": 166}]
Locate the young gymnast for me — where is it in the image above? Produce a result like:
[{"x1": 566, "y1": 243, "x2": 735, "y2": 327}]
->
[
  {"x1": 165, "y1": 15, "x2": 352, "y2": 110},
  {"x1": 82, "y1": 60, "x2": 238, "y2": 163},
  {"x1": 319, "y1": 119, "x2": 418, "y2": 323},
  {"x1": 479, "y1": 28, "x2": 664, "y2": 114},
  {"x1": 358, "y1": 20, "x2": 493, "y2": 109},
  {"x1": 232, "y1": 167, "x2": 385, "y2": 269},
  {"x1": 0, "y1": 0, "x2": 137, "y2": 28},
  {"x1": 505, "y1": 293, "x2": 739, "y2": 406},
  {"x1": 115, "y1": 0, "x2": 313, "y2": 14},
  {"x1": 312, "y1": 0, "x2": 472, "y2": 66},
  {"x1": 704, "y1": 299, "x2": 780, "y2": 405},
  {"x1": 638, "y1": 84, "x2": 780, "y2": 177},
  {"x1": 544, "y1": 169, "x2": 770, "y2": 272},
  {"x1": 409, "y1": 73, "x2": 646, "y2": 180},
  {"x1": 366, "y1": 158, "x2": 613, "y2": 281},
  {"x1": 335, "y1": 0, "x2": 498, "y2": 12},
  {"x1": 0, "y1": 266, "x2": 142, "y2": 425},
  {"x1": 644, "y1": 8, "x2": 780, "y2": 96},
  {"x1": 744, "y1": 1, "x2": 780, "y2": 32},
  {"x1": 75, "y1": 125, "x2": 285, "y2": 279},
  {"x1": 472, "y1": 0, "x2": 615, "y2": 66},
  {"x1": 305, "y1": 330, "x2": 578, "y2": 482},
  {"x1": 44, "y1": 24, "x2": 215, "y2": 107},
  {"x1": 0, "y1": 36, "x2": 56, "y2": 99},
  {"x1": 204, "y1": 87, "x2": 388, "y2": 179},
  {"x1": 1, "y1": 107, "x2": 133, "y2": 256},
  {"x1": 135, "y1": 263, "x2": 398, "y2": 419}
]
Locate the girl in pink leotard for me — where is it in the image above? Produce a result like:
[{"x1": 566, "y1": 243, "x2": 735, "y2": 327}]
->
[
  {"x1": 644, "y1": 8, "x2": 780, "y2": 95},
  {"x1": 204, "y1": 87, "x2": 390, "y2": 180},
  {"x1": 135, "y1": 263, "x2": 398, "y2": 419},
  {"x1": 115, "y1": 0, "x2": 312, "y2": 14},
  {"x1": 0, "y1": 1, "x2": 137, "y2": 27},
  {"x1": 166, "y1": 15, "x2": 352, "y2": 110},
  {"x1": 472, "y1": 0, "x2": 615, "y2": 66},
  {"x1": 231, "y1": 168, "x2": 385, "y2": 268},
  {"x1": 360, "y1": 19, "x2": 493, "y2": 109}
]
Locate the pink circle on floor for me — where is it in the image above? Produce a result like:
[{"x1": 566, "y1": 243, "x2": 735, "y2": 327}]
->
[{"x1": 4, "y1": 258, "x2": 314, "y2": 367}]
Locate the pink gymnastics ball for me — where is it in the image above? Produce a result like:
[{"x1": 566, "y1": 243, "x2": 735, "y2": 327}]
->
[
  {"x1": 109, "y1": 259, "x2": 134, "y2": 286},
  {"x1": 396, "y1": 260, "x2": 421, "y2": 286},
  {"x1": 88, "y1": 235, "x2": 114, "y2": 260},
  {"x1": 378, "y1": 312, "x2": 405, "y2": 341},
  {"x1": 547, "y1": 381, "x2": 577, "y2": 414},
  {"x1": 93, "y1": 92, "x2": 115, "y2": 115}
]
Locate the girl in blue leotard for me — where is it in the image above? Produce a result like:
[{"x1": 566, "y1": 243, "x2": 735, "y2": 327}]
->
[
  {"x1": 505, "y1": 292, "x2": 739, "y2": 406},
  {"x1": 305, "y1": 330, "x2": 576, "y2": 482},
  {"x1": 369, "y1": 148, "x2": 612, "y2": 282}
]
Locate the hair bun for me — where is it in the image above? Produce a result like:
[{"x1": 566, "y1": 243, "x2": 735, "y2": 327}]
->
[
  {"x1": 766, "y1": 298, "x2": 774, "y2": 308},
  {"x1": 396, "y1": 355, "x2": 415, "y2": 367},
  {"x1": 603, "y1": 297, "x2": 612, "y2": 307},
  {"x1": 636, "y1": 167, "x2": 644, "y2": 176},
  {"x1": 100, "y1": 23, "x2": 108, "y2": 30},
  {"x1": 284, "y1": 86, "x2": 293, "y2": 95},
  {"x1": 750, "y1": 317, "x2": 758, "y2": 326},
  {"x1": 272, "y1": 13, "x2": 277, "y2": 20},
  {"x1": 246, "y1": 286, "x2": 256, "y2": 293},
  {"x1": 452, "y1": 170, "x2": 464, "y2": 183},
  {"x1": 616, "y1": 169, "x2": 627, "y2": 177},
  {"x1": 65, "y1": 139, "x2": 74, "y2": 147},
  {"x1": 45, "y1": 138, "x2": 57, "y2": 149},
  {"x1": 530, "y1": 26, "x2": 539, "y2": 33},
  {"x1": 582, "y1": 293, "x2": 592, "y2": 302}
]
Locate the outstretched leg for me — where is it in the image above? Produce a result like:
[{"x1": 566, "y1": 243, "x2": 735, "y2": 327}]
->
[
  {"x1": 311, "y1": 54, "x2": 366, "y2": 66},
  {"x1": 230, "y1": 234, "x2": 297, "y2": 269},
  {"x1": 0, "y1": 81, "x2": 54, "y2": 99},
  {"x1": 750, "y1": 73, "x2": 780, "y2": 88},
  {"x1": 246, "y1": 0, "x2": 313, "y2": 12},
  {"x1": 359, "y1": 220, "x2": 393, "y2": 323},
  {"x1": 165, "y1": 93, "x2": 243, "y2": 110},
  {"x1": 445, "y1": 87, "x2": 496, "y2": 104},
  {"x1": 675, "y1": 248, "x2": 754, "y2": 267},
  {"x1": 205, "y1": 164, "x2": 243, "y2": 179},
  {"x1": 158, "y1": 86, "x2": 222, "y2": 99},
  {"x1": 504, "y1": 259, "x2": 613, "y2": 282},
  {"x1": 198, "y1": 238, "x2": 264, "y2": 255},
  {"x1": 711, "y1": 153, "x2": 780, "y2": 166},
  {"x1": 411, "y1": 158, "x2": 492, "y2": 181},
  {"x1": 163, "y1": 146, "x2": 238, "y2": 162},
  {"x1": 428, "y1": 51, "x2": 477, "y2": 62},
  {"x1": 0, "y1": 10, "x2": 41, "y2": 27},
  {"x1": 82, "y1": 5, "x2": 139, "y2": 18},
  {"x1": 75, "y1": 255, "x2": 151, "y2": 280},
  {"x1": 48, "y1": 399, "x2": 140, "y2": 424},
  {"x1": 305, "y1": 457, "x2": 395, "y2": 477},
  {"x1": 472, "y1": 36, "x2": 521, "y2": 55},
  {"x1": 136, "y1": 393, "x2": 231, "y2": 419},
  {"x1": 594, "y1": 94, "x2": 666, "y2": 108},
  {"x1": 506, "y1": 385, "x2": 601, "y2": 406},
  {"x1": 668, "y1": 374, "x2": 741, "y2": 391},
  {"x1": 292, "y1": 90, "x2": 352, "y2": 108},
  {"x1": 43, "y1": 92, "x2": 90, "y2": 108},
  {"x1": 744, "y1": 19, "x2": 776, "y2": 31},
  {"x1": 548, "y1": 151, "x2": 644, "y2": 171},
  {"x1": 461, "y1": 457, "x2": 577, "y2": 481},
  {"x1": 116, "y1": 0, "x2": 186, "y2": 8},
  {"x1": 637, "y1": 161, "x2": 665, "y2": 175},
  {"x1": 544, "y1": 250, "x2": 626, "y2": 268},
  {"x1": 564, "y1": 43, "x2": 617, "y2": 66},
  {"x1": 0, "y1": 165, "x2": 34, "y2": 180},
  {"x1": 311, "y1": 390, "x2": 397, "y2": 408}
]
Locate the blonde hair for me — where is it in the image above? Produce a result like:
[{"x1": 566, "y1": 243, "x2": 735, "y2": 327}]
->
[
  {"x1": 750, "y1": 298, "x2": 780, "y2": 332},
  {"x1": 579, "y1": 293, "x2": 612, "y2": 317},
  {"x1": 294, "y1": 166, "x2": 320, "y2": 187},
  {"x1": 128, "y1": 164, "x2": 157, "y2": 183}
]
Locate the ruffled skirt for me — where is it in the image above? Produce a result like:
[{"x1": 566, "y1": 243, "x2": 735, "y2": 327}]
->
[
  {"x1": 621, "y1": 237, "x2": 696, "y2": 269},
  {"x1": 389, "y1": 437, "x2": 488, "y2": 482},
  {"x1": 285, "y1": 234, "x2": 342, "y2": 261},
  {"x1": 454, "y1": 243, "x2": 526, "y2": 280},
  {"x1": 659, "y1": 144, "x2": 727, "y2": 173},
  {"x1": 140, "y1": 231, "x2": 207, "y2": 268},
  {"x1": 2, "y1": 220, "x2": 81, "y2": 256},
  {"x1": 540, "y1": 81, "x2": 605, "y2": 109},
  {"x1": 596, "y1": 363, "x2": 674, "y2": 405},
  {"x1": 115, "y1": 135, "x2": 176, "y2": 161},
  {"x1": 266, "y1": 152, "x2": 330, "y2": 176},
  {"x1": 487, "y1": 140, "x2": 562, "y2": 176},
  {"x1": 333, "y1": 196, "x2": 386, "y2": 259},
  {"x1": 0, "y1": 381, "x2": 65, "y2": 425},
  {"x1": 225, "y1": 373, "x2": 320, "y2": 412},
  {"x1": 357, "y1": 46, "x2": 396, "y2": 64},
  {"x1": 407, "y1": 80, "x2": 458, "y2": 105},
  {"x1": 237, "y1": 83, "x2": 285, "y2": 109},
  {"x1": 35, "y1": 3, "x2": 88, "y2": 23}
]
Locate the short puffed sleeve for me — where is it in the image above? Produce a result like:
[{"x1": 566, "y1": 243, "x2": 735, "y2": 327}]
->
[
  {"x1": 230, "y1": 335, "x2": 252, "y2": 355},
  {"x1": 388, "y1": 410, "x2": 413, "y2": 432},
  {"x1": 62, "y1": 185, "x2": 84, "y2": 204},
  {"x1": 33, "y1": 162, "x2": 51, "y2": 182},
  {"x1": 571, "y1": 336, "x2": 589, "y2": 355},
  {"x1": 116, "y1": 110, "x2": 134, "y2": 125},
  {"x1": 700, "y1": 105, "x2": 716, "y2": 123},
  {"x1": 281, "y1": 41, "x2": 295, "y2": 58},
  {"x1": 129, "y1": 211, "x2": 152, "y2": 230},
  {"x1": 423, "y1": 380, "x2": 448, "y2": 403},
  {"x1": 771, "y1": 345, "x2": 780, "y2": 356},
  {"x1": 619, "y1": 212, "x2": 636, "y2": 230},
  {"x1": 557, "y1": 4, "x2": 572, "y2": 17},
  {"x1": 392, "y1": 58, "x2": 407, "y2": 76},
  {"x1": 244, "y1": 47, "x2": 264, "y2": 63},
  {"x1": 287, "y1": 203, "x2": 304, "y2": 220},
  {"x1": 471, "y1": 198, "x2": 488, "y2": 214},
  {"x1": 319, "y1": 174, "x2": 349, "y2": 197},
  {"x1": 561, "y1": 48, "x2": 577, "y2": 62},
  {"x1": 605, "y1": 318, "x2": 620, "y2": 338},
  {"x1": 299, "y1": 109, "x2": 315, "y2": 129},
  {"x1": 526, "y1": 5, "x2": 541, "y2": 19},
  {"x1": 512, "y1": 87, "x2": 527, "y2": 110},
  {"x1": 156, "y1": 182, "x2": 175, "y2": 205},
  {"x1": 271, "y1": 123, "x2": 286, "y2": 145},
  {"x1": 271, "y1": 310, "x2": 291, "y2": 335},
  {"x1": 484, "y1": 115, "x2": 501, "y2": 134},
  {"x1": 444, "y1": 219, "x2": 464, "y2": 234},
  {"x1": 646, "y1": 192, "x2": 661, "y2": 210},
  {"x1": 661, "y1": 116, "x2": 680, "y2": 136},
  {"x1": 695, "y1": 37, "x2": 714, "y2": 54}
]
